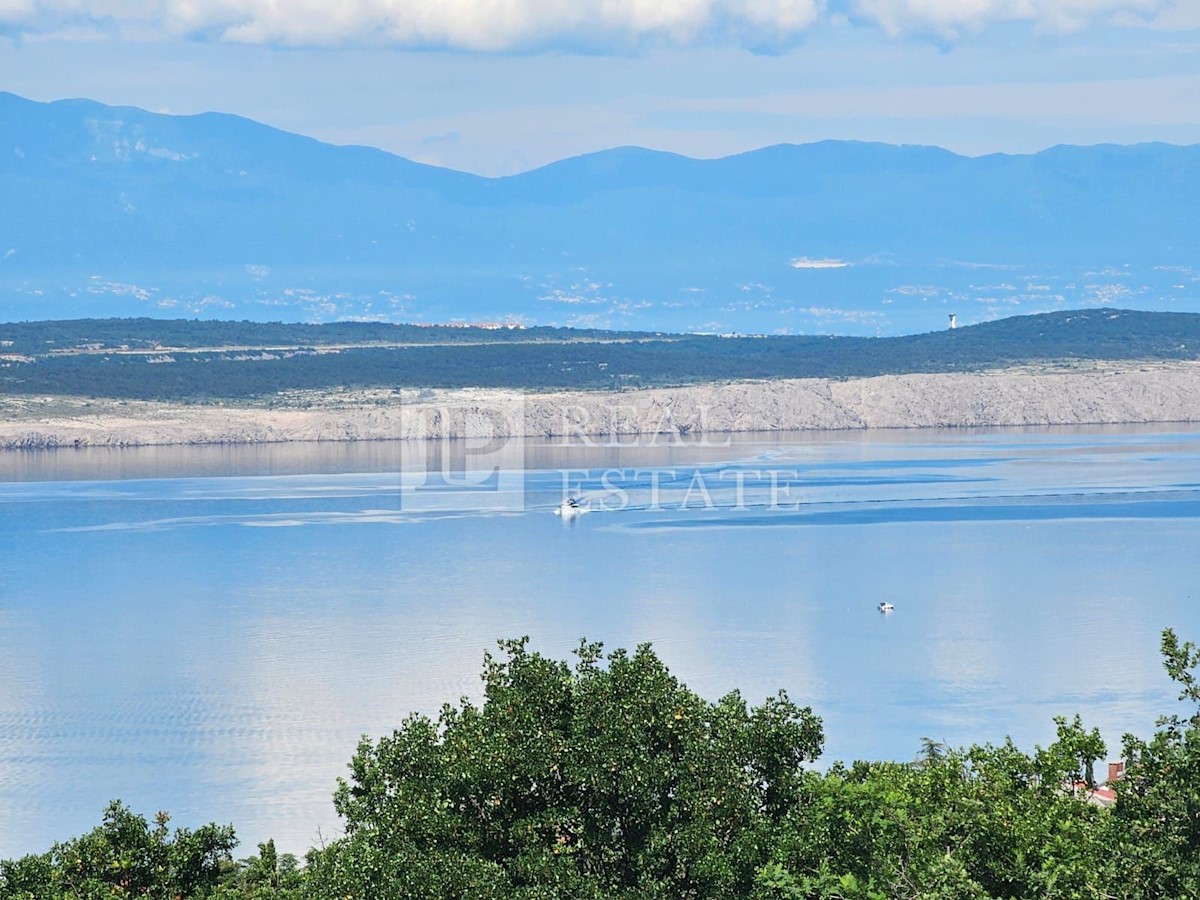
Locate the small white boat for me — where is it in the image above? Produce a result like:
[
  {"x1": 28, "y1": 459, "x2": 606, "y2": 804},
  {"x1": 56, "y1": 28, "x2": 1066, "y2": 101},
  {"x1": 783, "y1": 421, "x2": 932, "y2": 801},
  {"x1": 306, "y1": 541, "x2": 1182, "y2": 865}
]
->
[
  {"x1": 555, "y1": 497, "x2": 586, "y2": 518},
  {"x1": 878, "y1": 602, "x2": 895, "y2": 613}
]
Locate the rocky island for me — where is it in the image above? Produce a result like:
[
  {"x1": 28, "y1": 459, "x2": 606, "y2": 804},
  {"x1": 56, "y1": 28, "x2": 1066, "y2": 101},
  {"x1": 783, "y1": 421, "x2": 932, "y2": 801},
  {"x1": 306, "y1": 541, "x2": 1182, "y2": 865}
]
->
[{"x1": 3, "y1": 360, "x2": 1198, "y2": 450}]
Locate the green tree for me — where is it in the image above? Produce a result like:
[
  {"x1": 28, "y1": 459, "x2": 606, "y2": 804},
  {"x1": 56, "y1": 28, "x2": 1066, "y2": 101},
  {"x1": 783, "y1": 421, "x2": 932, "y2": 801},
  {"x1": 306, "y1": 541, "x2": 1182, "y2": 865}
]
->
[
  {"x1": 306, "y1": 638, "x2": 823, "y2": 899},
  {"x1": 213, "y1": 839, "x2": 305, "y2": 899},
  {"x1": 759, "y1": 722, "x2": 1109, "y2": 899},
  {"x1": 0, "y1": 801, "x2": 236, "y2": 900},
  {"x1": 18, "y1": 629, "x2": 1200, "y2": 900},
  {"x1": 1107, "y1": 629, "x2": 1200, "y2": 898}
]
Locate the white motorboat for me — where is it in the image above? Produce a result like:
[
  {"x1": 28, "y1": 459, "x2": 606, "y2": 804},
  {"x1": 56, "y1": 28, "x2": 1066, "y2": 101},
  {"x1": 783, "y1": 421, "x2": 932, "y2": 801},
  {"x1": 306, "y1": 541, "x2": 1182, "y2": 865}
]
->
[
  {"x1": 878, "y1": 602, "x2": 895, "y2": 613},
  {"x1": 555, "y1": 497, "x2": 586, "y2": 518}
]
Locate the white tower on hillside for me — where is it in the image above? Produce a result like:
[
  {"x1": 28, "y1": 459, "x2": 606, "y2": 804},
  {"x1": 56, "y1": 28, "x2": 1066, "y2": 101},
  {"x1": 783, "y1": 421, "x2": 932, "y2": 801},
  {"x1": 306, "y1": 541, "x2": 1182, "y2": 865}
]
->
[{"x1": 949, "y1": 314, "x2": 957, "y2": 330}]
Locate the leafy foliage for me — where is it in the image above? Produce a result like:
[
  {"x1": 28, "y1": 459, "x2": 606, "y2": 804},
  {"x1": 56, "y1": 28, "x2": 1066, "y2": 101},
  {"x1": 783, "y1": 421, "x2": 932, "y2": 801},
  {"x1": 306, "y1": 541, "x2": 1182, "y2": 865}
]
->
[
  {"x1": 0, "y1": 801, "x2": 236, "y2": 899},
  {"x1": 211, "y1": 840, "x2": 305, "y2": 900},
  {"x1": 763, "y1": 720, "x2": 1110, "y2": 900},
  {"x1": 1101, "y1": 629, "x2": 1200, "y2": 897},
  {"x1": 305, "y1": 638, "x2": 823, "y2": 899},
  {"x1": 7, "y1": 630, "x2": 1200, "y2": 899}
]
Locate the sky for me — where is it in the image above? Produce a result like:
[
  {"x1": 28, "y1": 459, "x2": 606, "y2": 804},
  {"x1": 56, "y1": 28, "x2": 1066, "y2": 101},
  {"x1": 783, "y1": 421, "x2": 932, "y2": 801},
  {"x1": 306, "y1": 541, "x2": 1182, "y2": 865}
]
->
[{"x1": 1, "y1": 1, "x2": 1200, "y2": 174}]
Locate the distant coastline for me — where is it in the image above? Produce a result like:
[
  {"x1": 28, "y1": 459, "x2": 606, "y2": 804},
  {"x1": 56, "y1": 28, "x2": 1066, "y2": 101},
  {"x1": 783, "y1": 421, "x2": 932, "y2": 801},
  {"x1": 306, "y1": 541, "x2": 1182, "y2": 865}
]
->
[{"x1": 3, "y1": 362, "x2": 1199, "y2": 451}]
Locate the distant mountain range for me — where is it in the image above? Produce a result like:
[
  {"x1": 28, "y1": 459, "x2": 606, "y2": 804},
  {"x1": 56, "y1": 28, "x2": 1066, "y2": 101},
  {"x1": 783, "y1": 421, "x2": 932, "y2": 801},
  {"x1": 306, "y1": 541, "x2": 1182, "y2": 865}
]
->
[{"x1": 2, "y1": 92, "x2": 1198, "y2": 335}]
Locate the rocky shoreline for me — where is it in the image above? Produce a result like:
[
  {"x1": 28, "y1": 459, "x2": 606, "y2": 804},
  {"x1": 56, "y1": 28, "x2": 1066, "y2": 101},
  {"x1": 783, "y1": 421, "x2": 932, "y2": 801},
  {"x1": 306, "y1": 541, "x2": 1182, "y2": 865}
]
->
[{"x1": 2, "y1": 362, "x2": 1200, "y2": 450}]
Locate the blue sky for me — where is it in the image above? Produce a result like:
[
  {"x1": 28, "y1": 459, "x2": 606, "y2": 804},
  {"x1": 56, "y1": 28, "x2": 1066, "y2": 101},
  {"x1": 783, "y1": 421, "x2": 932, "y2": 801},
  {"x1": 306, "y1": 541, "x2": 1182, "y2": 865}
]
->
[{"x1": 2, "y1": 1, "x2": 1200, "y2": 174}]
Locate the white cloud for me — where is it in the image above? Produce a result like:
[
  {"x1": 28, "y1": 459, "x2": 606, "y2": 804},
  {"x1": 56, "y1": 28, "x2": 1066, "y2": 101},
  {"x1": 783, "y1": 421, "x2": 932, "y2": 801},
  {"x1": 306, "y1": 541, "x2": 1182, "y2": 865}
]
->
[
  {"x1": 0, "y1": 0, "x2": 1189, "y2": 48},
  {"x1": 849, "y1": 0, "x2": 1170, "y2": 37},
  {"x1": 0, "y1": 0, "x2": 34, "y2": 21},
  {"x1": 190, "y1": 0, "x2": 828, "y2": 49},
  {"x1": 790, "y1": 256, "x2": 849, "y2": 268},
  {"x1": 3, "y1": 0, "x2": 824, "y2": 49}
]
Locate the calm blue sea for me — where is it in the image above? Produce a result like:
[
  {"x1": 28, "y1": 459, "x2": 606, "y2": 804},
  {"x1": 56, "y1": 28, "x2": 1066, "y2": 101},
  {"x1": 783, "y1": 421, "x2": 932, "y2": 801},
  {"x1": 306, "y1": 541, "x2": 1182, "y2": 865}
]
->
[{"x1": 1, "y1": 426, "x2": 1199, "y2": 857}]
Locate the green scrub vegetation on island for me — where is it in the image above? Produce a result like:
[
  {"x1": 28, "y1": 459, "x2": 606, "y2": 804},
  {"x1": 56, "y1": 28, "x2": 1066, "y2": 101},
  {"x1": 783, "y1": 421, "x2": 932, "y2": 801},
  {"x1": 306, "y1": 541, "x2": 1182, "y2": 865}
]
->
[
  {"x1": 3, "y1": 309, "x2": 1200, "y2": 400},
  {"x1": 4, "y1": 630, "x2": 1200, "y2": 899}
]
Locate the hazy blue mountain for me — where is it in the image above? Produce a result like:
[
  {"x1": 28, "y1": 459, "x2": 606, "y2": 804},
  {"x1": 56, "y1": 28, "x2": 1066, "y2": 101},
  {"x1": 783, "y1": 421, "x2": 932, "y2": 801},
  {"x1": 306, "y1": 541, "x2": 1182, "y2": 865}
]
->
[{"x1": 2, "y1": 91, "x2": 1198, "y2": 334}]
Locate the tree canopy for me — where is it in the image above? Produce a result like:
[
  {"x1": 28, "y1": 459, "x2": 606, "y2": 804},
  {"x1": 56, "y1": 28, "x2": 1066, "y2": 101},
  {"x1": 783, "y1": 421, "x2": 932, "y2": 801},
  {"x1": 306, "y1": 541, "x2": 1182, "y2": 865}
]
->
[{"x1": 5, "y1": 630, "x2": 1200, "y2": 898}]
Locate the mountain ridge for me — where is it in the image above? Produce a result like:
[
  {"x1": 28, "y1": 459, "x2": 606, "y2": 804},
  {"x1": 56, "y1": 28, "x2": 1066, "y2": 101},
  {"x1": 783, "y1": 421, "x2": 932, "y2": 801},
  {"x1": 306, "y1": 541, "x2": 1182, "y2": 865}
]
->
[
  {"x1": 2, "y1": 92, "x2": 1199, "y2": 334},
  {"x1": 6, "y1": 90, "x2": 1196, "y2": 178}
]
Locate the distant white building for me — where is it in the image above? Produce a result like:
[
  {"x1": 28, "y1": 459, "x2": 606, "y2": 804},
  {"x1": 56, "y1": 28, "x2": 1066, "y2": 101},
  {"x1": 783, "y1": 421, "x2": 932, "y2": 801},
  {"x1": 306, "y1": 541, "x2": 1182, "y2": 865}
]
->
[{"x1": 949, "y1": 314, "x2": 957, "y2": 329}]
